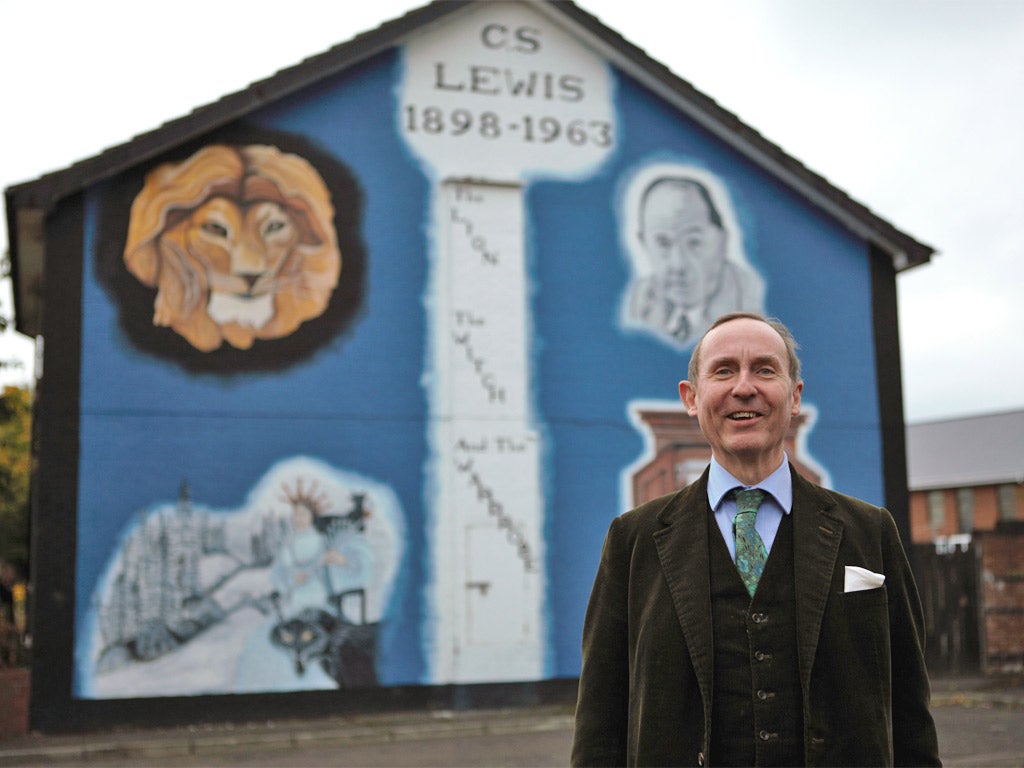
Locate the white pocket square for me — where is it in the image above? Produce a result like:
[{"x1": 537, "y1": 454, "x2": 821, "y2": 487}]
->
[{"x1": 844, "y1": 566, "x2": 885, "y2": 592}]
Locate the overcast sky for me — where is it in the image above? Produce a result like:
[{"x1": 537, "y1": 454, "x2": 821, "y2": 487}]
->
[{"x1": 2, "y1": 0, "x2": 1022, "y2": 423}]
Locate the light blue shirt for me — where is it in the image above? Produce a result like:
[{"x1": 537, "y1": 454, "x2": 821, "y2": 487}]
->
[{"x1": 708, "y1": 455, "x2": 793, "y2": 561}]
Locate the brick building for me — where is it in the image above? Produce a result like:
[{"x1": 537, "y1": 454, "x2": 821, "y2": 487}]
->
[
  {"x1": 907, "y1": 409, "x2": 1024, "y2": 673},
  {"x1": 907, "y1": 409, "x2": 1024, "y2": 543}
]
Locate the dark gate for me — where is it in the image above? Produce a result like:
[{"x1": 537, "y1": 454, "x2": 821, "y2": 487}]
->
[{"x1": 912, "y1": 540, "x2": 980, "y2": 675}]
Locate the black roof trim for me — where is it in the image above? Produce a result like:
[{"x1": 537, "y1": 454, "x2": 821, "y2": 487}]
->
[
  {"x1": 5, "y1": 0, "x2": 932, "y2": 268},
  {"x1": 4, "y1": 1, "x2": 470, "y2": 212},
  {"x1": 545, "y1": 0, "x2": 932, "y2": 267}
]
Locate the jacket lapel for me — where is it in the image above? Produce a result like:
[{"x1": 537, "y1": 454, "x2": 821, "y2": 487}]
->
[
  {"x1": 791, "y1": 469, "x2": 844, "y2": 695},
  {"x1": 650, "y1": 469, "x2": 844, "y2": 711},
  {"x1": 653, "y1": 471, "x2": 715, "y2": 706}
]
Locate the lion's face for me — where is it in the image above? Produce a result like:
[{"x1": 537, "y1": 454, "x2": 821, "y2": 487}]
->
[
  {"x1": 169, "y1": 197, "x2": 303, "y2": 332},
  {"x1": 124, "y1": 144, "x2": 341, "y2": 352}
]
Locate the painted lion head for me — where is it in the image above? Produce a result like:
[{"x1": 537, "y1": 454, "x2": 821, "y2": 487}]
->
[{"x1": 124, "y1": 144, "x2": 341, "y2": 352}]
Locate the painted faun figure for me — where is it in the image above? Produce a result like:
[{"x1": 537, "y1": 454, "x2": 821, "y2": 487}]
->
[{"x1": 573, "y1": 312, "x2": 940, "y2": 767}]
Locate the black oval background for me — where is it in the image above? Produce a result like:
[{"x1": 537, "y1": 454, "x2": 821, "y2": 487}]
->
[{"x1": 94, "y1": 123, "x2": 367, "y2": 375}]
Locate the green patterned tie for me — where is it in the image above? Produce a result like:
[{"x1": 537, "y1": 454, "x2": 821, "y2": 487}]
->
[{"x1": 733, "y1": 488, "x2": 768, "y2": 597}]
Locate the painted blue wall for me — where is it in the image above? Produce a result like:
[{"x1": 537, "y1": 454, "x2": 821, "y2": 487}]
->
[
  {"x1": 533, "y1": 70, "x2": 881, "y2": 676},
  {"x1": 74, "y1": 46, "x2": 883, "y2": 693}
]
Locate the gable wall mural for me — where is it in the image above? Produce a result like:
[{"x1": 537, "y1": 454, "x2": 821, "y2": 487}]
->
[{"x1": 71, "y1": 1, "x2": 884, "y2": 701}]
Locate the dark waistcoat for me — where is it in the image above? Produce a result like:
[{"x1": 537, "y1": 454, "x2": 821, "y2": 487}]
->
[{"x1": 709, "y1": 513, "x2": 804, "y2": 767}]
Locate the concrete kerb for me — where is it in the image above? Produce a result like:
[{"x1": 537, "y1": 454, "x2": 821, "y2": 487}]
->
[
  {"x1": 930, "y1": 674, "x2": 1024, "y2": 711},
  {"x1": 2, "y1": 679, "x2": 1022, "y2": 766},
  {"x1": 0, "y1": 704, "x2": 576, "y2": 766}
]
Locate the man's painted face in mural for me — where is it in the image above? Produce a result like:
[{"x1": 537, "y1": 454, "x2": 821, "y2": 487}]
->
[{"x1": 640, "y1": 180, "x2": 727, "y2": 309}]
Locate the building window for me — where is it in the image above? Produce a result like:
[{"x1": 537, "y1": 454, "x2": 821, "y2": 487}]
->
[
  {"x1": 675, "y1": 459, "x2": 707, "y2": 487},
  {"x1": 997, "y1": 484, "x2": 1018, "y2": 520},
  {"x1": 927, "y1": 490, "x2": 945, "y2": 531},
  {"x1": 956, "y1": 487, "x2": 974, "y2": 533}
]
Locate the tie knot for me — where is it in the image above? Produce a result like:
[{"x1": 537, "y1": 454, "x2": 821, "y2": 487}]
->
[{"x1": 733, "y1": 488, "x2": 766, "y2": 515}]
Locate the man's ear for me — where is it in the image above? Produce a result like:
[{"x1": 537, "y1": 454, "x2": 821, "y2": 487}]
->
[
  {"x1": 679, "y1": 380, "x2": 698, "y2": 416},
  {"x1": 791, "y1": 380, "x2": 804, "y2": 415}
]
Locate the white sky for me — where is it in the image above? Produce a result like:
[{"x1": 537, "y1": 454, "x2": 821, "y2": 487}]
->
[{"x1": 2, "y1": 0, "x2": 1022, "y2": 423}]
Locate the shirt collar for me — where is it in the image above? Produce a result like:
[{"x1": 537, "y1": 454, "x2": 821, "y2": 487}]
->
[{"x1": 708, "y1": 454, "x2": 793, "y2": 513}]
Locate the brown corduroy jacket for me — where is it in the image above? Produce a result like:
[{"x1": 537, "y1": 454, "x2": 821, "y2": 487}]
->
[{"x1": 572, "y1": 467, "x2": 940, "y2": 767}]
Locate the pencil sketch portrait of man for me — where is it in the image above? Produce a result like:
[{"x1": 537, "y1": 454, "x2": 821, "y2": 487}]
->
[{"x1": 620, "y1": 164, "x2": 765, "y2": 350}]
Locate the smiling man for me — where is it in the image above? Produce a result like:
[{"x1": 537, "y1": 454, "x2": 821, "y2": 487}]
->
[{"x1": 572, "y1": 312, "x2": 940, "y2": 767}]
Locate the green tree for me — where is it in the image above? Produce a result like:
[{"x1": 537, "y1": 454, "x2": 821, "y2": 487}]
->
[
  {"x1": 0, "y1": 385, "x2": 32, "y2": 570},
  {"x1": 0, "y1": 250, "x2": 10, "y2": 335},
  {"x1": 1, "y1": 250, "x2": 32, "y2": 378}
]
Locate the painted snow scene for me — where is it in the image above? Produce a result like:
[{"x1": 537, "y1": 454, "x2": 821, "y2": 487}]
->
[{"x1": 82, "y1": 456, "x2": 404, "y2": 698}]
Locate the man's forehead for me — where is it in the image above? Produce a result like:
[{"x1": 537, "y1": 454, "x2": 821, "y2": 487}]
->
[
  {"x1": 699, "y1": 320, "x2": 788, "y2": 363},
  {"x1": 645, "y1": 183, "x2": 707, "y2": 214}
]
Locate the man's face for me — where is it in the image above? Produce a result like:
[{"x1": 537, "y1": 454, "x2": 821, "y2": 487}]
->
[
  {"x1": 640, "y1": 181, "x2": 726, "y2": 308},
  {"x1": 679, "y1": 318, "x2": 802, "y2": 483}
]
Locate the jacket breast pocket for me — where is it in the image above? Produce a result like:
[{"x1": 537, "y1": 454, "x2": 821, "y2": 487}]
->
[
  {"x1": 842, "y1": 584, "x2": 888, "y2": 609},
  {"x1": 832, "y1": 584, "x2": 891, "y2": 692}
]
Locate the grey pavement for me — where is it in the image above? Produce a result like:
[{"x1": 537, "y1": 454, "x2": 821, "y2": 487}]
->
[
  {"x1": 0, "y1": 704, "x2": 574, "y2": 767},
  {"x1": 0, "y1": 675, "x2": 1021, "y2": 767}
]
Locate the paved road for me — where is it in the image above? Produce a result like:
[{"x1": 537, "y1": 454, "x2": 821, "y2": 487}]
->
[
  {"x1": 76, "y1": 727, "x2": 572, "y2": 767},
  {"x1": 4, "y1": 699, "x2": 1022, "y2": 767},
  {"x1": 935, "y1": 704, "x2": 1024, "y2": 768}
]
